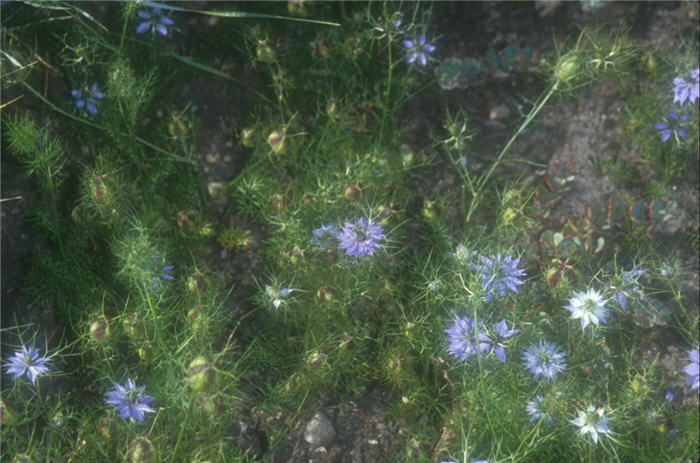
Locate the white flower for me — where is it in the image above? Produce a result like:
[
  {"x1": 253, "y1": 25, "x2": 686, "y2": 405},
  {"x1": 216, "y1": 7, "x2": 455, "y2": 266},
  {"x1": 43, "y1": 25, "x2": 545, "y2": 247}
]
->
[
  {"x1": 265, "y1": 285, "x2": 293, "y2": 309},
  {"x1": 569, "y1": 404, "x2": 612, "y2": 444},
  {"x1": 564, "y1": 288, "x2": 608, "y2": 330}
]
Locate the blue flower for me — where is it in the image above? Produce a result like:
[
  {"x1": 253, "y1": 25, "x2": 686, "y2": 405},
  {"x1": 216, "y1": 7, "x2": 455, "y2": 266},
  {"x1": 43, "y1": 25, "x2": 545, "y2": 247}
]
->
[
  {"x1": 311, "y1": 224, "x2": 339, "y2": 250},
  {"x1": 478, "y1": 319, "x2": 519, "y2": 362},
  {"x1": 402, "y1": 34, "x2": 436, "y2": 67},
  {"x1": 337, "y1": 218, "x2": 384, "y2": 257},
  {"x1": 71, "y1": 82, "x2": 104, "y2": 115},
  {"x1": 654, "y1": 108, "x2": 689, "y2": 143},
  {"x1": 570, "y1": 404, "x2": 612, "y2": 445},
  {"x1": 3, "y1": 345, "x2": 50, "y2": 384},
  {"x1": 135, "y1": 7, "x2": 174, "y2": 36},
  {"x1": 526, "y1": 395, "x2": 553, "y2": 423},
  {"x1": 564, "y1": 288, "x2": 609, "y2": 330},
  {"x1": 672, "y1": 67, "x2": 699, "y2": 106},
  {"x1": 150, "y1": 265, "x2": 174, "y2": 291},
  {"x1": 105, "y1": 378, "x2": 155, "y2": 422},
  {"x1": 522, "y1": 340, "x2": 567, "y2": 381},
  {"x1": 682, "y1": 349, "x2": 699, "y2": 391},
  {"x1": 614, "y1": 267, "x2": 647, "y2": 310},
  {"x1": 664, "y1": 388, "x2": 675, "y2": 403},
  {"x1": 445, "y1": 315, "x2": 479, "y2": 362},
  {"x1": 470, "y1": 253, "x2": 526, "y2": 302}
]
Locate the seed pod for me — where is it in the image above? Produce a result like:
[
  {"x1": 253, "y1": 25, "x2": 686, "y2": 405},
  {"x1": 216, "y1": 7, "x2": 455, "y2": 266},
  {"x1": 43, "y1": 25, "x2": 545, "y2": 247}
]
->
[
  {"x1": 89, "y1": 316, "x2": 110, "y2": 343},
  {"x1": 186, "y1": 355, "x2": 218, "y2": 392},
  {"x1": 129, "y1": 436, "x2": 157, "y2": 463},
  {"x1": 138, "y1": 342, "x2": 153, "y2": 362},
  {"x1": 271, "y1": 193, "x2": 284, "y2": 213},
  {"x1": 122, "y1": 313, "x2": 143, "y2": 340},
  {"x1": 343, "y1": 182, "x2": 362, "y2": 202},
  {"x1": 317, "y1": 285, "x2": 337, "y2": 303},
  {"x1": 267, "y1": 129, "x2": 289, "y2": 154},
  {"x1": 325, "y1": 99, "x2": 338, "y2": 118}
]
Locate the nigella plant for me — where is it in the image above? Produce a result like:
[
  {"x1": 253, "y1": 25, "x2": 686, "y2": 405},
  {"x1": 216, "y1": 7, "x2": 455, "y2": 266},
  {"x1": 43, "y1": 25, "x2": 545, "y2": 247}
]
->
[
  {"x1": 526, "y1": 395, "x2": 553, "y2": 424},
  {"x1": 445, "y1": 315, "x2": 481, "y2": 363},
  {"x1": 3, "y1": 345, "x2": 50, "y2": 384},
  {"x1": 522, "y1": 340, "x2": 567, "y2": 381},
  {"x1": 337, "y1": 217, "x2": 384, "y2": 257},
  {"x1": 564, "y1": 288, "x2": 609, "y2": 330},
  {"x1": 402, "y1": 34, "x2": 436, "y2": 67},
  {"x1": 311, "y1": 224, "x2": 339, "y2": 251},
  {"x1": 135, "y1": 6, "x2": 175, "y2": 36},
  {"x1": 569, "y1": 404, "x2": 612, "y2": 445},
  {"x1": 612, "y1": 267, "x2": 646, "y2": 310},
  {"x1": 682, "y1": 349, "x2": 699, "y2": 392},
  {"x1": 478, "y1": 319, "x2": 519, "y2": 362},
  {"x1": 654, "y1": 108, "x2": 689, "y2": 143},
  {"x1": 105, "y1": 378, "x2": 155, "y2": 422},
  {"x1": 265, "y1": 284, "x2": 294, "y2": 310},
  {"x1": 470, "y1": 253, "x2": 526, "y2": 302},
  {"x1": 672, "y1": 67, "x2": 699, "y2": 106},
  {"x1": 71, "y1": 82, "x2": 104, "y2": 116}
]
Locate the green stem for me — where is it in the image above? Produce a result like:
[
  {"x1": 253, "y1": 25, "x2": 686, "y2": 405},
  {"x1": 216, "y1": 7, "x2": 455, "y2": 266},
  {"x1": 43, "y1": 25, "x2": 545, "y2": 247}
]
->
[{"x1": 465, "y1": 80, "x2": 560, "y2": 226}]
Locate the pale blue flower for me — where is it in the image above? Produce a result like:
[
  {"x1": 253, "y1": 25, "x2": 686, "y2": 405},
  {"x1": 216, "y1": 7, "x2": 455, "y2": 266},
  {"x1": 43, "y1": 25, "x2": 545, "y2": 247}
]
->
[
  {"x1": 337, "y1": 218, "x2": 384, "y2": 257},
  {"x1": 683, "y1": 349, "x2": 699, "y2": 391},
  {"x1": 522, "y1": 340, "x2": 567, "y2": 381},
  {"x1": 445, "y1": 315, "x2": 482, "y2": 363},
  {"x1": 478, "y1": 319, "x2": 519, "y2": 362},
  {"x1": 3, "y1": 345, "x2": 50, "y2": 384},
  {"x1": 564, "y1": 288, "x2": 609, "y2": 330},
  {"x1": 672, "y1": 67, "x2": 699, "y2": 105},
  {"x1": 570, "y1": 404, "x2": 612, "y2": 444},
  {"x1": 311, "y1": 224, "x2": 339, "y2": 250},
  {"x1": 526, "y1": 395, "x2": 553, "y2": 423},
  {"x1": 136, "y1": 6, "x2": 174, "y2": 36},
  {"x1": 470, "y1": 253, "x2": 526, "y2": 302}
]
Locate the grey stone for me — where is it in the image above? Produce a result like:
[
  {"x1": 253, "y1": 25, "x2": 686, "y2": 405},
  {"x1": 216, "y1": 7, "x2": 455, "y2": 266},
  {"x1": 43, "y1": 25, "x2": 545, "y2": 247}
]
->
[{"x1": 303, "y1": 411, "x2": 336, "y2": 447}]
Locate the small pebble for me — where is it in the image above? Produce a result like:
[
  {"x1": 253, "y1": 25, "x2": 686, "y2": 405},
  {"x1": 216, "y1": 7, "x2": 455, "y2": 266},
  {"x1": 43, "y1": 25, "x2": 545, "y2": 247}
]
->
[{"x1": 303, "y1": 411, "x2": 336, "y2": 447}]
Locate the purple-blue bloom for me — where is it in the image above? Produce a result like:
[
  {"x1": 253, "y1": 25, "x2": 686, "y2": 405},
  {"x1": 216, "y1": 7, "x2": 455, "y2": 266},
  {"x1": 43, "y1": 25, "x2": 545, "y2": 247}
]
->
[
  {"x1": 105, "y1": 378, "x2": 155, "y2": 422},
  {"x1": 478, "y1": 319, "x2": 519, "y2": 362},
  {"x1": 614, "y1": 267, "x2": 647, "y2": 310},
  {"x1": 151, "y1": 265, "x2": 174, "y2": 291},
  {"x1": 654, "y1": 108, "x2": 689, "y2": 143},
  {"x1": 672, "y1": 67, "x2": 699, "y2": 106},
  {"x1": 526, "y1": 395, "x2": 553, "y2": 423},
  {"x1": 311, "y1": 224, "x2": 339, "y2": 250},
  {"x1": 337, "y1": 218, "x2": 384, "y2": 257},
  {"x1": 3, "y1": 345, "x2": 50, "y2": 384},
  {"x1": 71, "y1": 82, "x2": 104, "y2": 115},
  {"x1": 445, "y1": 315, "x2": 483, "y2": 362},
  {"x1": 682, "y1": 349, "x2": 699, "y2": 391},
  {"x1": 470, "y1": 253, "x2": 526, "y2": 302},
  {"x1": 402, "y1": 34, "x2": 436, "y2": 67},
  {"x1": 135, "y1": 7, "x2": 174, "y2": 36},
  {"x1": 522, "y1": 340, "x2": 567, "y2": 381},
  {"x1": 665, "y1": 388, "x2": 675, "y2": 403}
]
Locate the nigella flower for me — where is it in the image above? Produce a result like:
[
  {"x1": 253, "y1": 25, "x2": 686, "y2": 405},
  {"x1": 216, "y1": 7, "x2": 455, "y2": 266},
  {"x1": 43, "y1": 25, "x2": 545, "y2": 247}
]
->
[
  {"x1": 654, "y1": 108, "x2": 689, "y2": 143},
  {"x1": 478, "y1": 319, "x2": 519, "y2": 362},
  {"x1": 665, "y1": 388, "x2": 675, "y2": 403},
  {"x1": 265, "y1": 284, "x2": 293, "y2": 309},
  {"x1": 564, "y1": 288, "x2": 609, "y2": 330},
  {"x1": 71, "y1": 82, "x2": 104, "y2": 116},
  {"x1": 445, "y1": 315, "x2": 482, "y2": 362},
  {"x1": 105, "y1": 378, "x2": 155, "y2": 422},
  {"x1": 150, "y1": 265, "x2": 174, "y2": 292},
  {"x1": 135, "y1": 6, "x2": 174, "y2": 36},
  {"x1": 3, "y1": 345, "x2": 50, "y2": 384},
  {"x1": 311, "y1": 224, "x2": 339, "y2": 250},
  {"x1": 470, "y1": 253, "x2": 526, "y2": 302},
  {"x1": 569, "y1": 404, "x2": 612, "y2": 445},
  {"x1": 526, "y1": 395, "x2": 553, "y2": 423},
  {"x1": 672, "y1": 67, "x2": 699, "y2": 106},
  {"x1": 682, "y1": 349, "x2": 699, "y2": 391},
  {"x1": 337, "y1": 217, "x2": 384, "y2": 257},
  {"x1": 614, "y1": 267, "x2": 647, "y2": 310},
  {"x1": 402, "y1": 34, "x2": 436, "y2": 67},
  {"x1": 522, "y1": 340, "x2": 567, "y2": 381}
]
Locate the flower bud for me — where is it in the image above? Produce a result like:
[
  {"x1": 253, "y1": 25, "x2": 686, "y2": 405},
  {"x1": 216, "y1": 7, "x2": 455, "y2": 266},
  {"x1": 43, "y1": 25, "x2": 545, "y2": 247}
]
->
[
  {"x1": 256, "y1": 41, "x2": 276, "y2": 63},
  {"x1": 91, "y1": 174, "x2": 113, "y2": 206},
  {"x1": 555, "y1": 55, "x2": 578, "y2": 83},
  {"x1": 240, "y1": 127, "x2": 256, "y2": 148},
  {"x1": 267, "y1": 129, "x2": 289, "y2": 154},
  {"x1": 641, "y1": 51, "x2": 656, "y2": 74},
  {"x1": 317, "y1": 285, "x2": 337, "y2": 303},
  {"x1": 325, "y1": 99, "x2": 338, "y2": 118},
  {"x1": 343, "y1": 182, "x2": 362, "y2": 202},
  {"x1": 186, "y1": 355, "x2": 218, "y2": 392},
  {"x1": 129, "y1": 436, "x2": 157, "y2": 463},
  {"x1": 89, "y1": 316, "x2": 110, "y2": 343}
]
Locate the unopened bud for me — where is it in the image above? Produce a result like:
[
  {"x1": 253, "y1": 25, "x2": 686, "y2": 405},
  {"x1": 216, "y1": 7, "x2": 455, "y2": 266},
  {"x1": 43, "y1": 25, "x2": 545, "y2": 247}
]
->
[
  {"x1": 555, "y1": 55, "x2": 578, "y2": 83},
  {"x1": 240, "y1": 127, "x2": 256, "y2": 148},
  {"x1": 325, "y1": 99, "x2": 338, "y2": 118}
]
